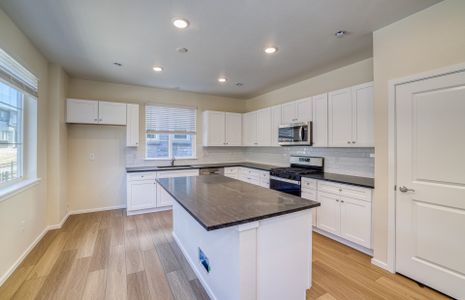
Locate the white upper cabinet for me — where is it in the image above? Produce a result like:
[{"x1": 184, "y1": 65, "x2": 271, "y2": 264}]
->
[
  {"x1": 312, "y1": 93, "x2": 328, "y2": 147},
  {"x1": 66, "y1": 99, "x2": 127, "y2": 125},
  {"x1": 66, "y1": 99, "x2": 99, "y2": 124},
  {"x1": 281, "y1": 101, "x2": 297, "y2": 124},
  {"x1": 328, "y1": 88, "x2": 353, "y2": 147},
  {"x1": 225, "y1": 113, "x2": 242, "y2": 146},
  {"x1": 98, "y1": 101, "x2": 127, "y2": 125},
  {"x1": 256, "y1": 108, "x2": 271, "y2": 146},
  {"x1": 271, "y1": 105, "x2": 282, "y2": 146},
  {"x1": 203, "y1": 111, "x2": 226, "y2": 146},
  {"x1": 203, "y1": 111, "x2": 242, "y2": 146},
  {"x1": 295, "y1": 97, "x2": 313, "y2": 123},
  {"x1": 281, "y1": 97, "x2": 312, "y2": 124},
  {"x1": 328, "y1": 82, "x2": 373, "y2": 147},
  {"x1": 242, "y1": 111, "x2": 258, "y2": 146},
  {"x1": 126, "y1": 104, "x2": 140, "y2": 147},
  {"x1": 351, "y1": 82, "x2": 374, "y2": 147}
]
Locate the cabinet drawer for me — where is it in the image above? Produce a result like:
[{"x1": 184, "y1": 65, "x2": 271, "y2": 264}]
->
[
  {"x1": 301, "y1": 178, "x2": 317, "y2": 190},
  {"x1": 127, "y1": 172, "x2": 157, "y2": 181},
  {"x1": 317, "y1": 181, "x2": 341, "y2": 195},
  {"x1": 157, "y1": 169, "x2": 199, "y2": 178},
  {"x1": 240, "y1": 168, "x2": 260, "y2": 177},
  {"x1": 339, "y1": 184, "x2": 372, "y2": 202},
  {"x1": 301, "y1": 190, "x2": 317, "y2": 201},
  {"x1": 317, "y1": 180, "x2": 372, "y2": 202},
  {"x1": 224, "y1": 167, "x2": 239, "y2": 174},
  {"x1": 258, "y1": 171, "x2": 270, "y2": 179}
]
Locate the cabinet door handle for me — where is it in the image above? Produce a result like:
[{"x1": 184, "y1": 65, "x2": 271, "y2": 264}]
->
[
  {"x1": 347, "y1": 141, "x2": 351, "y2": 144},
  {"x1": 341, "y1": 200, "x2": 344, "y2": 203},
  {"x1": 352, "y1": 141, "x2": 356, "y2": 144},
  {"x1": 336, "y1": 199, "x2": 340, "y2": 202},
  {"x1": 94, "y1": 118, "x2": 98, "y2": 122}
]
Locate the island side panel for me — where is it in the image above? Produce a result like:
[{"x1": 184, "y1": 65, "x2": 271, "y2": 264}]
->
[
  {"x1": 256, "y1": 209, "x2": 313, "y2": 300},
  {"x1": 172, "y1": 201, "x2": 241, "y2": 300}
]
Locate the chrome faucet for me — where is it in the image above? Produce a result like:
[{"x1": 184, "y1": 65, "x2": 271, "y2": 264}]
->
[{"x1": 170, "y1": 157, "x2": 176, "y2": 167}]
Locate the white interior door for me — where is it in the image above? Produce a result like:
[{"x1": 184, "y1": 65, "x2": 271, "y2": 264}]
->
[{"x1": 395, "y1": 70, "x2": 465, "y2": 299}]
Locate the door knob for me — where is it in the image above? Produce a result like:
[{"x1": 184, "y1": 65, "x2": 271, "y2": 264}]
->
[{"x1": 399, "y1": 186, "x2": 415, "y2": 193}]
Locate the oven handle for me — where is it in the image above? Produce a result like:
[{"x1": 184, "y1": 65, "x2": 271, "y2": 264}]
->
[{"x1": 270, "y1": 176, "x2": 301, "y2": 185}]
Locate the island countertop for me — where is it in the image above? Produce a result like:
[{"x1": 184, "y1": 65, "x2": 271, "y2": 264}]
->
[{"x1": 157, "y1": 175, "x2": 320, "y2": 231}]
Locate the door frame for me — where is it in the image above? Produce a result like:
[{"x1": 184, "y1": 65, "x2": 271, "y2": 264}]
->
[{"x1": 385, "y1": 62, "x2": 465, "y2": 273}]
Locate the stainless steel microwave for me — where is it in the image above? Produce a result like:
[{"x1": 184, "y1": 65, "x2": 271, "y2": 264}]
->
[{"x1": 278, "y1": 122, "x2": 313, "y2": 146}]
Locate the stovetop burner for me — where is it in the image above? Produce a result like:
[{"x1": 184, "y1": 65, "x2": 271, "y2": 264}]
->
[{"x1": 270, "y1": 156, "x2": 324, "y2": 181}]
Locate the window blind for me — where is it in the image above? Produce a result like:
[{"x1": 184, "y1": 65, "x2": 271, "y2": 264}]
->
[
  {"x1": 0, "y1": 48, "x2": 38, "y2": 97},
  {"x1": 145, "y1": 104, "x2": 196, "y2": 134}
]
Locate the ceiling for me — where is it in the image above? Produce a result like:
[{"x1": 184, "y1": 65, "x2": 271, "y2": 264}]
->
[{"x1": 0, "y1": 0, "x2": 441, "y2": 98}]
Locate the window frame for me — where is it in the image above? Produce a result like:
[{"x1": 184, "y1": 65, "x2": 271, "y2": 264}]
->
[{"x1": 144, "y1": 104, "x2": 197, "y2": 161}]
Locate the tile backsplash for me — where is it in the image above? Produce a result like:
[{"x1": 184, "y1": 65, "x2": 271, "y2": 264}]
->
[
  {"x1": 245, "y1": 147, "x2": 375, "y2": 178},
  {"x1": 126, "y1": 144, "x2": 374, "y2": 178}
]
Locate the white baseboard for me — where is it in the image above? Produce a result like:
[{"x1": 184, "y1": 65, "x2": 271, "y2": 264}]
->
[
  {"x1": 371, "y1": 258, "x2": 394, "y2": 273},
  {"x1": 126, "y1": 206, "x2": 171, "y2": 216},
  {"x1": 0, "y1": 227, "x2": 48, "y2": 286},
  {"x1": 47, "y1": 212, "x2": 70, "y2": 230},
  {"x1": 172, "y1": 232, "x2": 218, "y2": 300},
  {"x1": 69, "y1": 205, "x2": 126, "y2": 215},
  {"x1": 313, "y1": 227, "x2": 373, "y2": 256}
]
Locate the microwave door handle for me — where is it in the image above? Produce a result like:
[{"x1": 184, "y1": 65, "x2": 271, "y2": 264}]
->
[{"x1": 299, "y1": 127, "x2": 304, "y2": 141}]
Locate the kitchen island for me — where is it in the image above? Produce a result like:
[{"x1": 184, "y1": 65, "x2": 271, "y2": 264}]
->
[{"x1": 157, "y1": 175, "x2": 320, "y2": 300}]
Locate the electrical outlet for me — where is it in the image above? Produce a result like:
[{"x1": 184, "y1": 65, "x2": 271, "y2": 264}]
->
[{"x1": 89, "y1": 153, "x2": 95, "y2": 161}]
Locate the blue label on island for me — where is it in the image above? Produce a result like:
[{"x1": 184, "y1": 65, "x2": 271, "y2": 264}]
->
[{"x1": 199, "y1": 248, "x2": 211, "y2": 273}]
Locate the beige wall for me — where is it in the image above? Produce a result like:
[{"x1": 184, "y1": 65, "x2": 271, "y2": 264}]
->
[
  {"x1": 0, "y1": 8, "x2": 50, "y2": 281},
  {"x1": 67, "y1": 78, "x2": 246, "y2": 211},
  {"x1": 246, "y1": 58, "x2": 374, "y2": 111},
  {"x1": 47, "y1": 64, "x2": 69, "y2": 224},
  {"x1": 372, "y1": 0, "x2": 465, "y2": 264}
]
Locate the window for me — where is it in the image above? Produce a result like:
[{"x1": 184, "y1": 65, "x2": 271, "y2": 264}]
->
[
  {"x1": 0, "y1": 48, "x2": 38, "y2": 189},
  {"x1": 145, "y1": 104, "x2": 196, "y2": 159},
  {"x1": 0, "y1": 82, "x2": 23, "y2": 184}
]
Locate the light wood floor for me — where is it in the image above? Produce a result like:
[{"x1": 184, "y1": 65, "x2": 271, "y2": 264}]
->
[{"x1": 0, "y1": 209, "x2": 451, "y2": 300}]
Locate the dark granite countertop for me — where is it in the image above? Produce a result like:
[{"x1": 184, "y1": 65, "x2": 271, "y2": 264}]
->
[
  {"x1": 302, "y1": 173, "x2": 374, "y2": 189},
  {"x1": 125, "y1": 161, "x2": 280, "y2": 173},
  {"x1": 157, "y1": 175, "x2": 320, "y2": 231}
]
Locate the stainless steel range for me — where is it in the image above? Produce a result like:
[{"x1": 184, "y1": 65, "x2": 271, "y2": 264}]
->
[{"x1": 270, "y1": 156, "x2": 324, "y2": 196}]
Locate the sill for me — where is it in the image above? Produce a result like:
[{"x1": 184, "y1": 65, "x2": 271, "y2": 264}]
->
[
  {"x1": 0, "y1": 178, "x2": 41, "y2": 203},
  {"x1": 144, "y1": 157, "x2": 198, "y2": 161}
]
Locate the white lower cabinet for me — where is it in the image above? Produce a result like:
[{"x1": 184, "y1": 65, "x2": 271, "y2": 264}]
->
[
  {"x1": 127, "y1": 179, "x2": 157, "y2": 211},
  {"x1": 126, "y1": 169, "x2": 199, "y2": 215},
  {"x1": 316, "y1": 192, "x2": 341, "y2": 235},
  {"x1": 226, "y1": 167, "x2": 270, "y2": 188},
  {"x1": 311, "y1": 180, "x2": 373, "y2": 250},
  {"x1": 339, "y1": 196, "x2": 372, "y2": 248}
]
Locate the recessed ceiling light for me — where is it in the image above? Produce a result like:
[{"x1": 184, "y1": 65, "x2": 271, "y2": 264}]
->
[
  {"x1": 153, "y1": 66, "x2": 163, "y2": 72},
  {"x1": 172, "y1": 18, "x2": 189, "y2": 29},
  {"x1": 335, "y1": 30, "x2": 347, "y2": 38},
  {"x1": 264, "y1": 47, "x2": 278, "y2": 54},
  {"x1": 218, "y1": 77, "x2": 227, "y2": 83}
]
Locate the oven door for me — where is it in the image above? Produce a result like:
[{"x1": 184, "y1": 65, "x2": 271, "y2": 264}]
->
[
  {"x1": 278, "y1": 122, "x2": 312, "y2": 145},
  {"x1": 270, "y1": 176, "x2": 301, "y2": 196}
]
